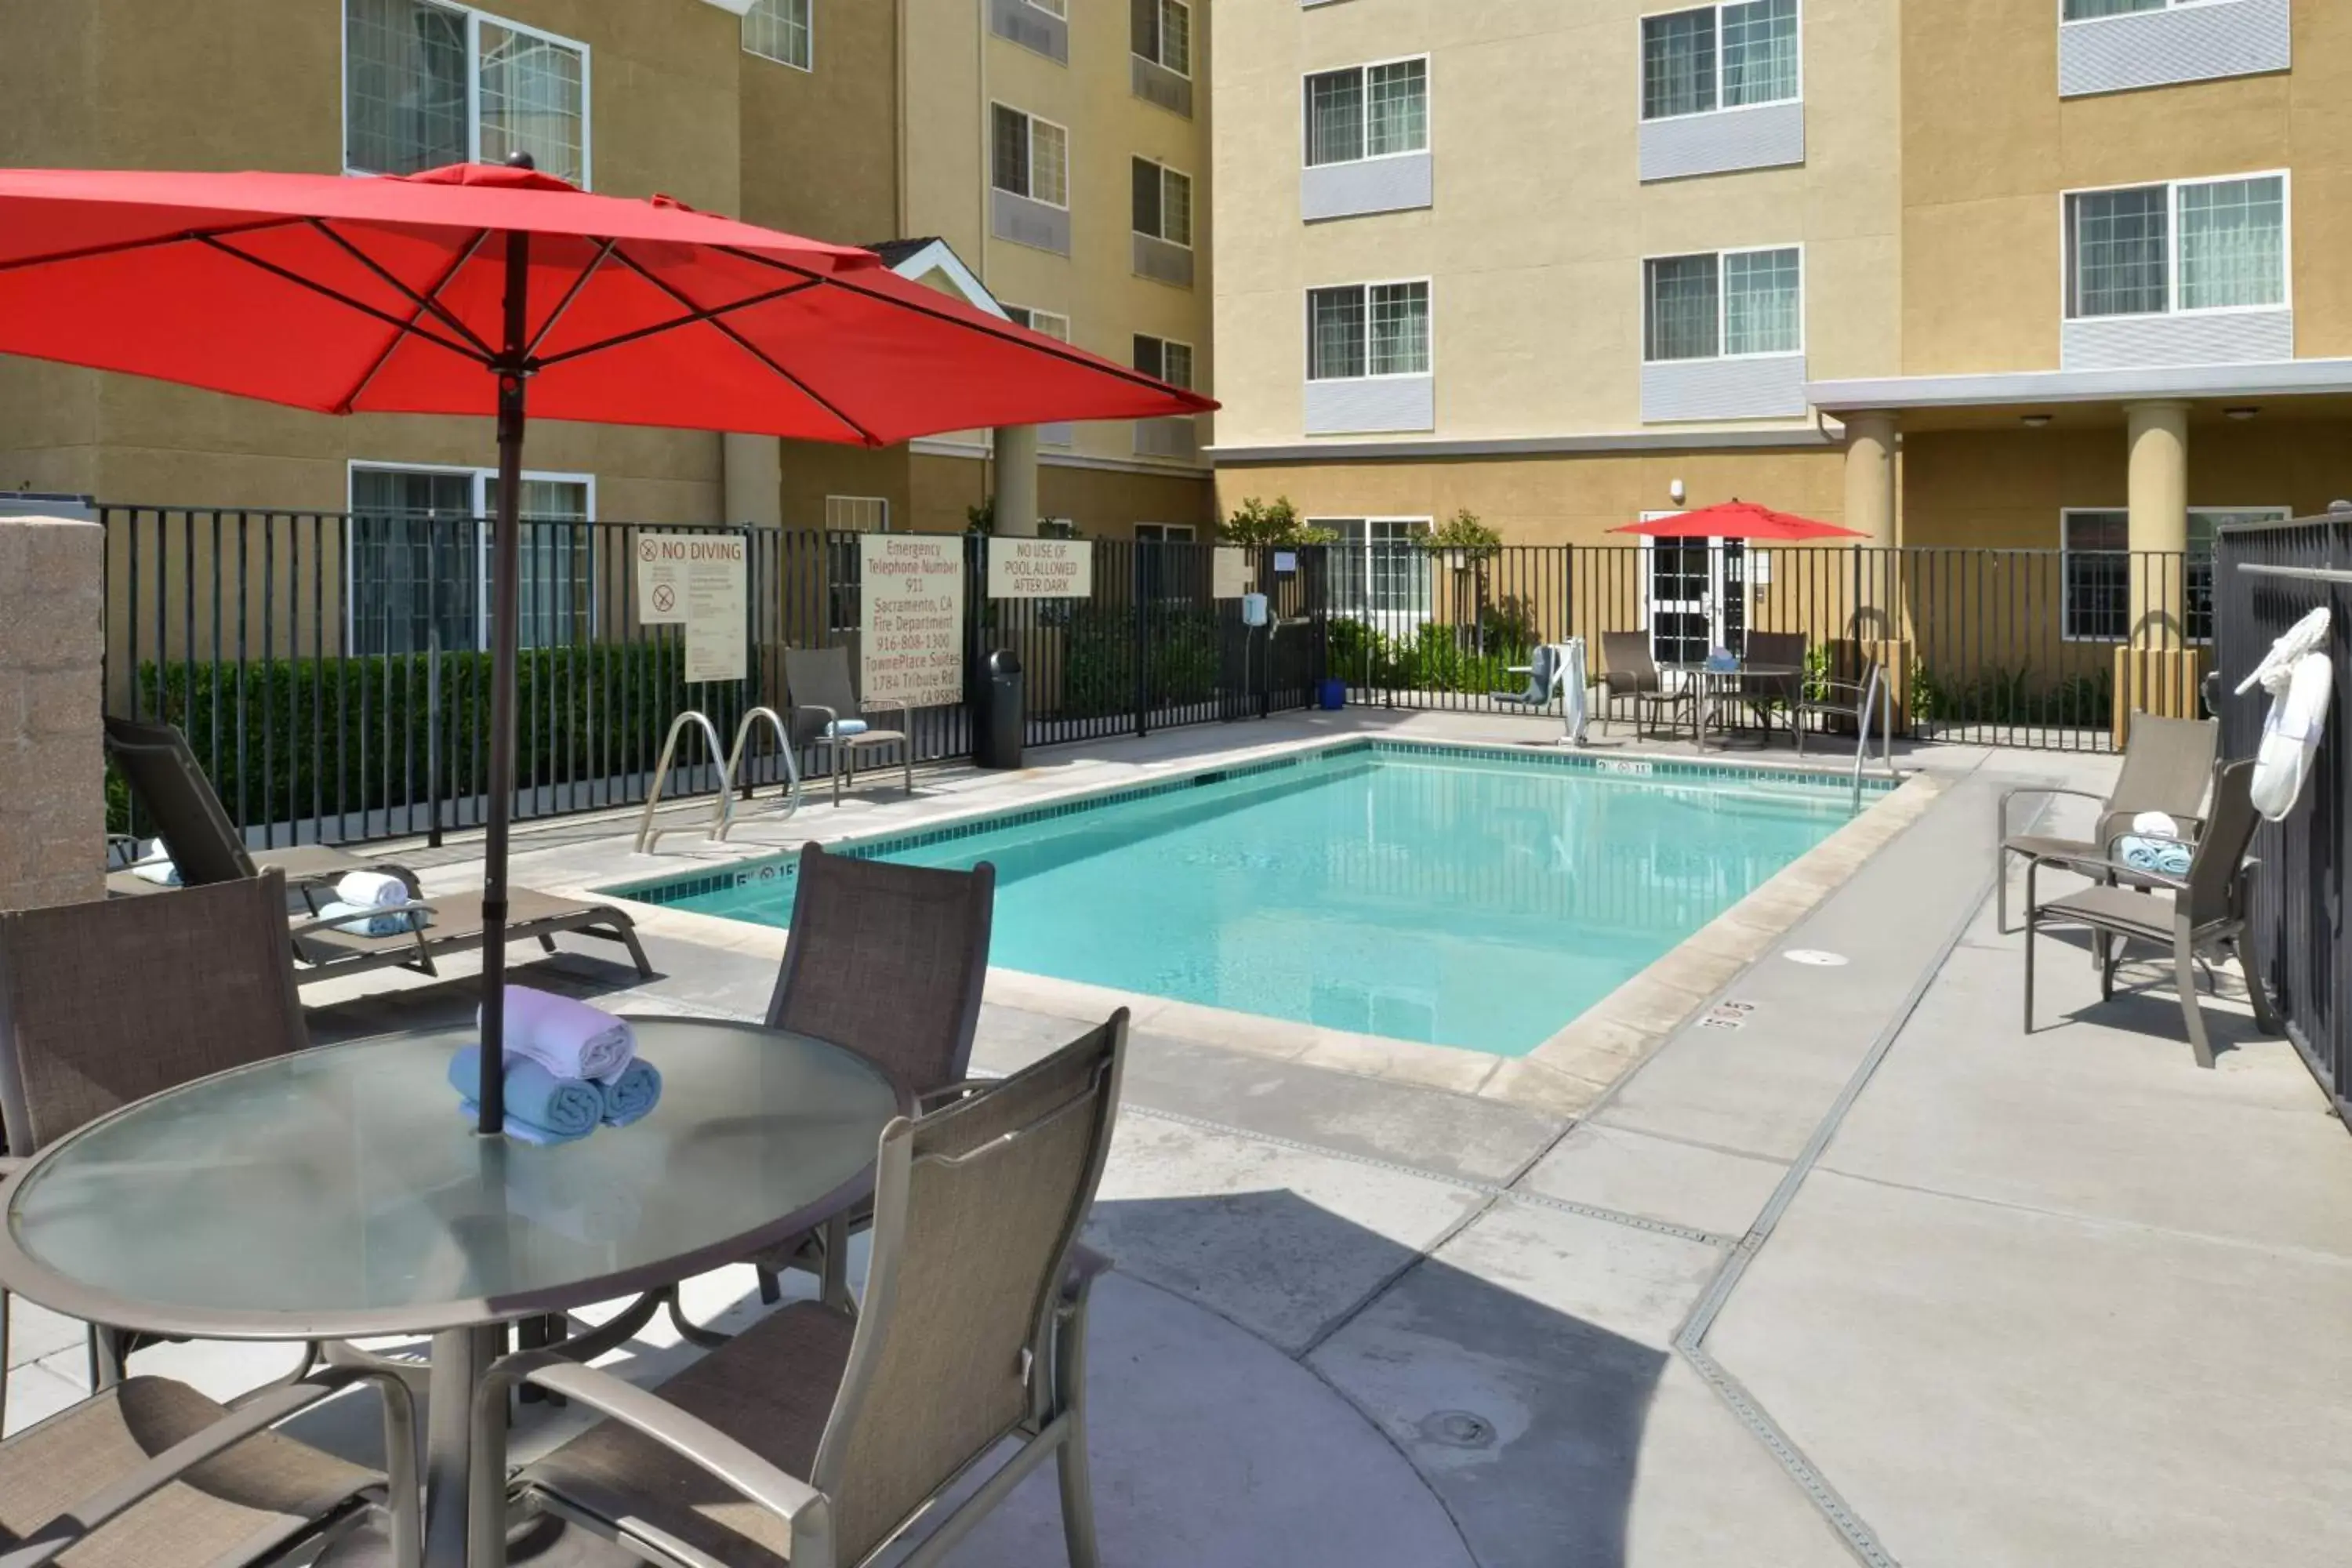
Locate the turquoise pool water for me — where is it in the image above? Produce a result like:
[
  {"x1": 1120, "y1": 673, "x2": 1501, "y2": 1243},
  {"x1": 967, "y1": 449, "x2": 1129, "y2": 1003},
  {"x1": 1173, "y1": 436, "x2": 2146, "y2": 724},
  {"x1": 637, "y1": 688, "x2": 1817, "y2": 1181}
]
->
[{"x1": 611, "y1": 743, "x2": 1880, "y2": 1057}]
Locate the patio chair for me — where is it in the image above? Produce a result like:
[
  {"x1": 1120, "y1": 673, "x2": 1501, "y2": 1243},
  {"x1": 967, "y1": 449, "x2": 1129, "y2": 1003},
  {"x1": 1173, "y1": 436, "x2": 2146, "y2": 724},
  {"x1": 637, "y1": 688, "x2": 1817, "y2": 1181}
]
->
[
  {"x1": 1791, "y1": 658, "x2": 1896, "y2": 771},
  {"x1": 0, "y1": 1369, "x2": 418, "y2": 1568},
  {"x1": 1994, "y1": 713, "x2": 2217, "y2": 934},
  {"x1": 0, "y1": 873, "x2": 311, "y2": 1421},
  {"x1": 100, "y1": 716, "x2": 421, "y2": 900},
  {"x1": 470, "y1": 1011, "x2": 1129, "y2": 1568},
  {"x1": 1598, "y1": 631, "x2": 1696, "y2": 739},
  {"x1": 746, "y1": 844, "x2": 996, "y2": 1310},
  {"x1": 786, "y1": 646, "x2": 913, "y2": 807},
  {"x1": 2024, "y1": 758, "x2": 2276, "y2": 1069},
  {"x1": 1736, "y1": 631, "x2": 1809, "y2": 739}
]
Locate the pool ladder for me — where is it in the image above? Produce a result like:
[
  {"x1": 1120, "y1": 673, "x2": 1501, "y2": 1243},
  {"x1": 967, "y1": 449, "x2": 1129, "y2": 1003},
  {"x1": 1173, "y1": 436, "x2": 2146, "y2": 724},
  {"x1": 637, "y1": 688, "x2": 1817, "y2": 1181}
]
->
[{"x1": 633, "y1": 708, "x2": 804, "y2": 853}]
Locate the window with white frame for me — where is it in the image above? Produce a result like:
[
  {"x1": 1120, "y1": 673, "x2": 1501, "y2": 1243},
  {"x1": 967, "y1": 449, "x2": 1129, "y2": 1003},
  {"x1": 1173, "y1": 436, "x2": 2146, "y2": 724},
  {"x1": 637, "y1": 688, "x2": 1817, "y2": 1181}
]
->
[
  {"x1": 2060, "y1": 510, "x2": 2132, "y2": 641},
  {"x1": 347, "y1": 465, "x2": 590, "y2": 655},
  {"x1": 1133, "y1": 334, "x2": 1194, "y2": 389},
  {"x1": 825, "y1": 495, "x2": 889, "y2": 633},
  {"x1": 2062, "y1": 0, "x2": 2205, "y2": 18},
  {"x1": 1132, "y1": 159, "x2": 1193, "y2": 248},
  {"x1": 742, "y1": 0, "x2": 811, "y2": 70},
  {"x1": 1642, "y1": 0, "x2": 1798, "y2": 121},
  {"x1": 1308, "y1": 281, "x2": 1431, "y2": 380},
  {"x1": 1305, "y1": 57, "x2": 1428, "y2": 166},
  {"x1": 2066, "y1": 175, "x2": 2286, "y2": 320},
  {"x1": 345, "y1": 0, "x2": 588, "y2": 185},
  {"x1": 1134, "y1": 523, "x2": 1196, "y2": 542},
  {"x1": 1319, "y1": 517, "x2": 1433, "y2": 622},
  {"x1": 1029, "y1": 0, "x2": 1068, "y2": 14},
  {"x1": 1644, "y1": 247, "x2": 1801, "y2": 361},
  {"x1": 1005, "y1": 305, "x2": 1072, "y2": 342},
  {"x1": 992, "y1": 104, "x2": 1069, "y2": 207},
  {"x1": 1132, "y1": 0, "x2": 1191, "y2": 75}
]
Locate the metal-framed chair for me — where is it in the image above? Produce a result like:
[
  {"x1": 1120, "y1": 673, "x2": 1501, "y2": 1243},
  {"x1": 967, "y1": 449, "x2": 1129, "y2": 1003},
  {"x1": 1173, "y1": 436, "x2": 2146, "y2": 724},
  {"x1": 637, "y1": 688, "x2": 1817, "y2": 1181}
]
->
[
  {"x1": 471, "y1": 1013, "x2": 1130, "y2": 1568},
  {"x1": 1736, "y1": 630, "x2": 1809, "y2": 739},
  {"x1": 786, "y1": 647, "x2": 914, "y2": 806},
  {"x1": 2024, "y1": 757, "x2": 2277, "y2": 1069},
  {"x1": 1994, "y1": 713, "x2": 2217, "y2": 934},
  {"x1": 1597, "y1": 631, "x2": 1696, "y2": 739}
]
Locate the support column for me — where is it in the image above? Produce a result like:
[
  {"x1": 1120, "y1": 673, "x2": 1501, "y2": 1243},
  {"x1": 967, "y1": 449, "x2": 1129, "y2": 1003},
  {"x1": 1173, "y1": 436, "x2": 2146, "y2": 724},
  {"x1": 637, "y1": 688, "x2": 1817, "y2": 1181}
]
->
[
  {"x1": 2119, "y1": 400, "x2": 2200, "y2": 739},
  {"x1": 991, "y1": 424, "x2": 1040, "y2": 538},
  {"x1": 720, "y1": 432, "x2": 782, "y2": 528},
  {"x1": 1840, "y1": 412, "x2": 1910, "y2": 728},
  {"x1": 0, "y1": 514, "x2": 105, "y2": 910}
]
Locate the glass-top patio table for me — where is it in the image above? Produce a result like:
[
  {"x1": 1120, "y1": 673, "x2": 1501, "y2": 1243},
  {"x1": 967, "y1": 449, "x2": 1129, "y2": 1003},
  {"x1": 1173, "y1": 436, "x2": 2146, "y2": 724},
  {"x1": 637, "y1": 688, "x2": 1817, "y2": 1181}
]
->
[
  {"x1": 1661, "y1": 662, "x2": 1803, "y2": 753},
  {"x1": 0, "y1": 1015, "x2": 900, "y2": 1567}
]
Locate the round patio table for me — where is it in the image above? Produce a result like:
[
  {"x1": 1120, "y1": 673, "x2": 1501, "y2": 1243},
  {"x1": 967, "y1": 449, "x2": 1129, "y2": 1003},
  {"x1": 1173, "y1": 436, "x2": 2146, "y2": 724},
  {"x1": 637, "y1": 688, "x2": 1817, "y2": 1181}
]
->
[
  {"x1": 0, "y1": 1015, "x2": 900, "y2": 1568},
  {"x1": 1661, "y1": 662, "x2": 1802, "y2": 752}
]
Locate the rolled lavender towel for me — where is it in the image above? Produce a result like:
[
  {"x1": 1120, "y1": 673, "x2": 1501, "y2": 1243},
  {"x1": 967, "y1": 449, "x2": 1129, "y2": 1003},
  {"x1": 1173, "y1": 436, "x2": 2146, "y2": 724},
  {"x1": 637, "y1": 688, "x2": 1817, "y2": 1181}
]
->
[
  {"x1": 447, "y1": 1044, "x2": 602, "y2": 1142},
  {"x1": 477, "y1": 986, "x2": 636, "y2": 1082},
  {"x1": 597, "y1": 1058, "x2": 663, "y2": 1128}
]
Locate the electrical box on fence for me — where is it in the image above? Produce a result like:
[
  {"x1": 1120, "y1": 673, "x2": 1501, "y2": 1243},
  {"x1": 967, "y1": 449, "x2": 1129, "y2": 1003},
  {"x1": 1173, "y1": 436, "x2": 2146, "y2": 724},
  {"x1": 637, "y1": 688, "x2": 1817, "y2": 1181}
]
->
[{"x1": 1241, "y1": 593, "x2": 1270, "y2": 627}]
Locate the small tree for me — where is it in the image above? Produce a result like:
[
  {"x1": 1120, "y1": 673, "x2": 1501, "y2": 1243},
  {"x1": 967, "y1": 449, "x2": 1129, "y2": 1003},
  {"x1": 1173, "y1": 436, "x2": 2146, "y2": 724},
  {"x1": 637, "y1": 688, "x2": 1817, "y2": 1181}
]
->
[
  {"x1": 1221, "y1": 495, "x2": 1336, "y2": 546},
  {"x1": 1425, "y1": 508, "x2": 1501, "y2": 560}
]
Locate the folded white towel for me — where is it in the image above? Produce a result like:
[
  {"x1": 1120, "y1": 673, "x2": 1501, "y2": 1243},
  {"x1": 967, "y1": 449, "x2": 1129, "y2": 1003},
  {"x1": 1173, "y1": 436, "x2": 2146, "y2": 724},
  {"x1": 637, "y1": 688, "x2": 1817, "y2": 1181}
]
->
[
  {"x1": 2129, "y1": 811, "x2": 2180, "y2": 837},
  {"x1": 336, "y1": 869, "x2": 409, "y2": 909},
  {"x1": 479, "y1": 985, "x2": 637, "y2": 1083},
  {"x1": 131, "y1": 855, "x2": 181, "y2": 887}
]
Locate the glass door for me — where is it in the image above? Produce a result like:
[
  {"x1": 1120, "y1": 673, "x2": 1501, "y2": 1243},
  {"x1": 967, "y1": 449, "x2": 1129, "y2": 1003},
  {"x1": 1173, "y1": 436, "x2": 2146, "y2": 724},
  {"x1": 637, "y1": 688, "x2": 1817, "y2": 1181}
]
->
[{"x1": 1640, "y1": 524, "x2": 1746, "y2": 665}]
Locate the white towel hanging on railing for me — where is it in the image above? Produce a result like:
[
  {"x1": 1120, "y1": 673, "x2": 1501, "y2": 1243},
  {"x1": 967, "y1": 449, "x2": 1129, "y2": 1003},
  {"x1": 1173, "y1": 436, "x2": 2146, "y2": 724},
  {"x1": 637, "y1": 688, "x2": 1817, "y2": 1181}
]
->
[{"x1": 2241, "y1": 607, "x2": 2332, "y2": 822}]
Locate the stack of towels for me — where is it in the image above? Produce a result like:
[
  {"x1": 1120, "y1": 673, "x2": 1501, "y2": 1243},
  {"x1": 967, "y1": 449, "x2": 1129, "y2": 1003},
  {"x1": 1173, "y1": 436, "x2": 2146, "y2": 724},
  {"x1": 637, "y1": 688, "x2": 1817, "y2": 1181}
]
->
[
  {"x1": 314, "y1": 870, "x2": 430, "y2": 935},
  {"x1": 448, "y1": 986, "x2": 664, "y2": 1146},
  {"x1": 2117, "y1": 811, "x2": 2194, "y2": 878}
]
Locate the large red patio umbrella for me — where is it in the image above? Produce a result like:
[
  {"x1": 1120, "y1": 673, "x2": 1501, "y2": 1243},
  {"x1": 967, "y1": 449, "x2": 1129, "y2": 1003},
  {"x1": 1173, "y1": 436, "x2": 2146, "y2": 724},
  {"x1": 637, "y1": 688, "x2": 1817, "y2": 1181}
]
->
[
  {"x1": 0, "y1": 158, "x2": 1213, "y2": 1135},
  {"x1": 1612, "y1": 499, "x2": 1867, "y2": 542}
]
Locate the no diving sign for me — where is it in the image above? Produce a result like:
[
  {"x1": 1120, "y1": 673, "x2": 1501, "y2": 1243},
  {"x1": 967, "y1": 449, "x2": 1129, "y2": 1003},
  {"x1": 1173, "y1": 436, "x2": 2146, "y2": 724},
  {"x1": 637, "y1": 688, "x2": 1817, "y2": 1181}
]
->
[{"x1": 635, "y1": 533, "x2": 748, "y2": 684}]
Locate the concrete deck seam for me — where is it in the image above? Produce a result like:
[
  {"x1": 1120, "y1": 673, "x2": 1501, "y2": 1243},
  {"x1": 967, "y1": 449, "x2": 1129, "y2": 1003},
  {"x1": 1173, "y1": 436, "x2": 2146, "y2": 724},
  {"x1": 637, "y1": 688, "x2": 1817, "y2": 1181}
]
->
[
  {"x1": 1666, "y1": 760, "x2": 2003, "y2": 1568},
  {"x1": 1124, "y1": 1105, "x2": 1728, "y2": 1246}
]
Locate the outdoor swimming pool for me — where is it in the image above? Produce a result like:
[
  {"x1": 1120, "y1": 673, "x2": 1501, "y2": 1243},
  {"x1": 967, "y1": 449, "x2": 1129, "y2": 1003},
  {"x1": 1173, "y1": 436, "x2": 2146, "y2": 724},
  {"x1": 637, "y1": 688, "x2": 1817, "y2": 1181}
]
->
[{"x1": 610, "y1": 742, "x2": 1885, "y2": 1057}]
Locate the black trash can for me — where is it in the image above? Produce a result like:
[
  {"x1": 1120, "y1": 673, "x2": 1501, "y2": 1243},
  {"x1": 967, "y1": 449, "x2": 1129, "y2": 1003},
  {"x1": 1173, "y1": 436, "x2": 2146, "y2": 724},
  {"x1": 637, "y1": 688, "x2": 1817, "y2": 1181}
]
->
[{"x1": 975, "y1": 648, "x2": 1025, "y2": 768}]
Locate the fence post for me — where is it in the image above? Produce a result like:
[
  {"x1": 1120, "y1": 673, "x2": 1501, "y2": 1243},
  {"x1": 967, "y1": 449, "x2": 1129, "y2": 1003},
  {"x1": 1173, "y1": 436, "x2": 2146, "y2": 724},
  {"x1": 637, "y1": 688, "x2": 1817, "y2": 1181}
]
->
[{"x1": 1132, "y1": 543, "x2": 1150, "y2": 738}]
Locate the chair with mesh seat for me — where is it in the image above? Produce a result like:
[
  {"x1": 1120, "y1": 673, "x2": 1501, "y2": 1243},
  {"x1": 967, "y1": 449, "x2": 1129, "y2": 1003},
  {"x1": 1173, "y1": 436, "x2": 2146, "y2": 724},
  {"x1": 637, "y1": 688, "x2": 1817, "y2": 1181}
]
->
[
  {"x1": 1995, "y1": 713, "x2": 2217, "y2": 933},
  {"x1": 786, "y1": 646, "x2": 914, "y2": 806},
  {"x1": 1597, "y1": 631, "x2": 1695, "y2": 739},
  {"x1": 471, "y1": 1012, "x2": 1128, "y2": 1568},
  {"x1": 0, "y1": 1370, "x2": 418, "y2": 1568},
  {"x1": 745, "y1": 844, "x2": 995, "y2": 1310},
  {"x1": 0, "y1": 872, "x2": 318, "y2": 1417}
]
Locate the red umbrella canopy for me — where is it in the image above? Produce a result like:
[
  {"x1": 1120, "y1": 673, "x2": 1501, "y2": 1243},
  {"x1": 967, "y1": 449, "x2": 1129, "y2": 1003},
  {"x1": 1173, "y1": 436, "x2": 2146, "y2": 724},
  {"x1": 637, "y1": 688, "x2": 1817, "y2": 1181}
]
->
[
  {"x1": 0, "y1": 162, "x2": 1212, "y2": 443},
  {"x1": 1612, "y1": 501, "x2": 1866, "y2": 543}
]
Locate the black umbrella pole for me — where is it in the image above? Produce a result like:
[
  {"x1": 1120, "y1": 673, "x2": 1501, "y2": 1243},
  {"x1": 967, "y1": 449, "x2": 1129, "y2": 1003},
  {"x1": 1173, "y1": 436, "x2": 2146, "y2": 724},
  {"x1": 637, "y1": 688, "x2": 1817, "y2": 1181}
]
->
[{"x1": 478, "y1": 234, "x2": 532, "y2": 1138}]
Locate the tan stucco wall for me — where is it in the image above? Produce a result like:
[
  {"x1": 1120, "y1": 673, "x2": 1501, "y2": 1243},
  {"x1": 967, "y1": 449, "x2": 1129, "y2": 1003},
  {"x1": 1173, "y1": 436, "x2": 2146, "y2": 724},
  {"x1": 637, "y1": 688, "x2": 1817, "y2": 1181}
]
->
[
  {"x1": 1214, "y1": 447, "x2": 1847, "y2": 547},
  {"x1": 739, "y1": 0, "x2": 898, "y2": 245},
  {"x1": 1902, "y1": 0, "x2": 2352, "y2": 372},
  {"x1": 1210, "y1": 0, "x2": 1900, "y2": 448},
  {"x1": 1042, "y1": 463, "x2": 1217, "y2": 539}
]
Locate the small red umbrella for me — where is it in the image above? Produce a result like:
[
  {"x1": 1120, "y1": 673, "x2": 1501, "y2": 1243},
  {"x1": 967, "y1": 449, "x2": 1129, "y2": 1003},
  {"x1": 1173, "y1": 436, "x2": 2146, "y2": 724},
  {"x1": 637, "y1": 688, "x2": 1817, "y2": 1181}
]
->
[
  {"x1": 0, "y1": 158, "x2": 1211, "y2": 1135},
  {"x1": 1612, "y1": 500, "x2": 1867, "y2": 543}
]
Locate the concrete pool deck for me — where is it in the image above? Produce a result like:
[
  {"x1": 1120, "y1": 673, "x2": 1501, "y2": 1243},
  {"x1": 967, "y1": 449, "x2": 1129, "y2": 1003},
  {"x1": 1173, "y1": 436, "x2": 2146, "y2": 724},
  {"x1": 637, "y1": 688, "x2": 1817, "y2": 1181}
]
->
[{"x1": 15, "y1": 710, "x2": 2351, "y2": 1567}]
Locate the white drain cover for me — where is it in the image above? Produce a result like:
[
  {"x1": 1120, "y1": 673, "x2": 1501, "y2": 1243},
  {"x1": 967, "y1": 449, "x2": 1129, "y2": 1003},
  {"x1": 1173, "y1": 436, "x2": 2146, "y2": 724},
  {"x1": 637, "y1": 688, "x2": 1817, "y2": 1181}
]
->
[{"x1": 1785, "y1": 949, "x2": 1849, "y2": 967}]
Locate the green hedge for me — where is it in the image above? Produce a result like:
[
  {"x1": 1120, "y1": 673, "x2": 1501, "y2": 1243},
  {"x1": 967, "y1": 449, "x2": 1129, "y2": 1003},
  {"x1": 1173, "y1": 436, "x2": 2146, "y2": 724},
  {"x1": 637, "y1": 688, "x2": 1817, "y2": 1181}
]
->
[
  {"x1": 1060, "y1": 605, "x2": 1225, "y2": 719},
  {"x1": 118, "y1": 643, "x2": 758, "y2": 833},
  {"x1": 1327, "y1": 619, "x2": 1532, "y2": 695}
]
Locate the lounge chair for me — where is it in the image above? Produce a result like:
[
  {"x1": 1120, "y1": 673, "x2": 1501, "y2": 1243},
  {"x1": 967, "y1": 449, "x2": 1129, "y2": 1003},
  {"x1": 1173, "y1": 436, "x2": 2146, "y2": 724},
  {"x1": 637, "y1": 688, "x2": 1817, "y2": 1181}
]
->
[
  {"x1": 743, "y1": 844, "x2": 996, "y2": 1310},
  {"x1": 97, "y1": 715, "x2": 651, "y2": 985},
  {"x1": 0, "y1": 1371, "x2": 418, "y2": 1568},
  {"x1": 2024, "y1": 757, "x2": 2277, "y2": 1068},
  {"x1": 0, "y1": 874, "x2": 314, "y2": 1422},
  {"x1": 1598, "y1": 631, "x2": 1696, "y2": 739},
  {"x1": 1736, "y1": 630, "x2": 1809, "y2": 738},
  {"x1": 101, "y1": 716, "x2": 420, "y2": 899},
  {"x1": 470, "y1": 1012, "x2": 1129, "y2": 1568},
  {"x1": 786, "y1": 645, "x2": 914, "y2": 806},
  {"x1": 1994, "y1": 713, "x2": 2218, "y2": 934}
]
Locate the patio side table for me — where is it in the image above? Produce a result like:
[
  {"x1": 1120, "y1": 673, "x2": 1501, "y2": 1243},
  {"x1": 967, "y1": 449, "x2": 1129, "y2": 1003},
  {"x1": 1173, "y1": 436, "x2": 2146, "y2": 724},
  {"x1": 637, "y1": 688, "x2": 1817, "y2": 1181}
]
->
[
  {"x1": 1661, "y1": 662, "x2": 1803, "y2": 753},
  {"x1": 0, "y1": 1016, "x2": 900, "y2": 1568}
]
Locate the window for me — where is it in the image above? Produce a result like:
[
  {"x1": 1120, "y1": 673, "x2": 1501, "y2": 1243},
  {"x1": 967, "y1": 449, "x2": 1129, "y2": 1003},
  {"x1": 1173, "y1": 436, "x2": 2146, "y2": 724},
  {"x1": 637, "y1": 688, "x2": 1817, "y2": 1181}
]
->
[
  {"x1": 1133, "y1": 335, "x2": 1194, "y2": 389},
  {"x1": 992, "y1": 104, "x2": 1069, "y2": 207},
  {"x1": 824, "y1": 496, "x2": 889, "y2": 633},
  {"x1": 1642, "y1": 1, "x2": 1798, "y2": 121},
  {"x1": 1005, "y1": 305, "x2": 1072, "y2": 343},
  {"x1": 1134, "y1": 523, "x2": 1196, "y2": 542},
  {"x1": 1030, "y1": 0, "x2": 1068, "y2": 13},
  {"x1": 347, "y1": 465, "x2": 591, "y2": 655},
  {"x1": 1321, "y1": 518, "x2": 1433, "y2": 622},
  {"x1": 1308, "y1": 281, "x2": 1431, "y2": 380},
  {"x1": 2067, "y1": 175, "x2": 2286, "y2": 318},
  {"x1": 2062, "y1": 0, "x2": 2188, "y2": 19},
  {"x1": 1304, "y1": 57, "x2": 1429, "y2": 167},
  {"x1": 742, "y1": 0, "x2": 811, "y2": 70},
  {"x1": 1132, "y1": 0, "x2": 1191, "y2": 76},
  {"x1": 2187, "y1": 507, "x2": 2285, "y2": 641},
  {"x1": 1644, "y1": 247, "x2": 1801, "y2": 361},
  {"x1": 345, "y1": 1, "x2": 589, "y2": 185},
  {"x1": 2061, "y1": 510, "x2": 2131, "y2": 642},
  {"x1": 1132, "y1": 159, "x2": 1192, "y2": 247}
]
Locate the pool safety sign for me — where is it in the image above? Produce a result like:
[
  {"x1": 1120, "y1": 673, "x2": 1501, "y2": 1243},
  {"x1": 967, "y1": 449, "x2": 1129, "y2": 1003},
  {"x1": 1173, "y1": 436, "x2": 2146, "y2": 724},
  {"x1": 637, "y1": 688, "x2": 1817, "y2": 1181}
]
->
[
  {"x1": 989, "y1": 538, "x2": 1092, "y2": 599},
  {"x1": 1212, "y1": 546, "x2": 1250, "y2": 600},
  {"x1": 861, "y1": 534, "x2": 965, "y2": 709},
  {"x1": 634, "y1": 533, "x2": 747, "y2": 684}
]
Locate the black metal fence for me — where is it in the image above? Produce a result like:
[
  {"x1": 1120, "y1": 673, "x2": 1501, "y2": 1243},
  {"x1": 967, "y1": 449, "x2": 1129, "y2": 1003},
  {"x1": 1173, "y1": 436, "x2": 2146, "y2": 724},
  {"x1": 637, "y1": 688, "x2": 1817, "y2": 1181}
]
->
[
  {"x1": 1328, "y1": 542, "x2": 2210, "y2": 753},
  {"x1": 100, "y1": 507, "x2": 1324, "y2": 849},
  {"x1": 2216, "y1": 513, "x2": 2349, "y2": 1122}
]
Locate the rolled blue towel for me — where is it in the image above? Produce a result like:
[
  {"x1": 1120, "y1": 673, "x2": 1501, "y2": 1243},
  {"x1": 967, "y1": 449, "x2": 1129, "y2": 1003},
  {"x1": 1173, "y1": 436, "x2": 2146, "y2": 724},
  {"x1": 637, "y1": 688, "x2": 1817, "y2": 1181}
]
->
[
  {"x1": 448, "y1": 1044, "x2": 601, "y2": 1142},
  {"x1": 455, "y1": 1099, "x2": 586, "y2": 1147},
  {"x1": 2118, "y1": 835, "x2": 2193, "y2": 878},
  {"x1": 597, "y1": 1058, "x2": 663, "y2": 1128},
  {"x1": 315, "y1": 899, "x2": 426, "y2": 938}
]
